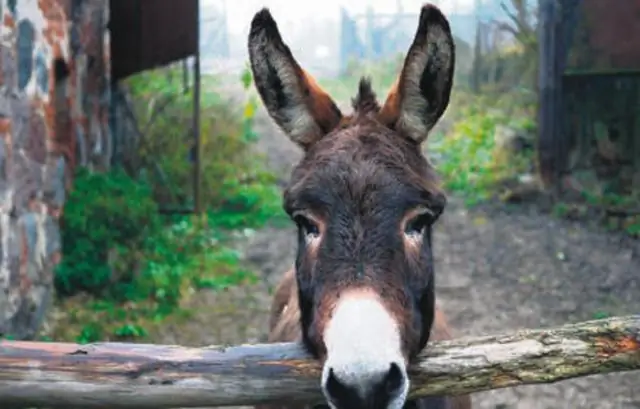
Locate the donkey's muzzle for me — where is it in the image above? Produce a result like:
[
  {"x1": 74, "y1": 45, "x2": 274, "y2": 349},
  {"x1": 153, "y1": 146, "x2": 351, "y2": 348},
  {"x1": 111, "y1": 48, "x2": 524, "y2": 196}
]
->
[{"x1": 322, "y1": 361, "x2": 407, "y2": 409}]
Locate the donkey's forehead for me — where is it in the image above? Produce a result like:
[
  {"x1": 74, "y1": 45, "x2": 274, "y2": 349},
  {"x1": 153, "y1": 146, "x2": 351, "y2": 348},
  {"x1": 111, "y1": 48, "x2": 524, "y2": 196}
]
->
[
  {"x1": 312, "y1": 120, "x2": 417, "y2": 164},
  {"x1": 285, "y1": 122, "x2": 441, "y2": 212}
]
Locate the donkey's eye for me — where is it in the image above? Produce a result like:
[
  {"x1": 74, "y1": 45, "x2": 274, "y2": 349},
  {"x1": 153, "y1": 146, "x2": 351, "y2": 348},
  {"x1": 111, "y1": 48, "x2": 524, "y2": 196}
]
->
[
  {"x1": 404, "y1": 212, "x2": 433, "y2": 237},
  {"x1": 293, "y1": 214, "x2": 320, "y2": 239}
]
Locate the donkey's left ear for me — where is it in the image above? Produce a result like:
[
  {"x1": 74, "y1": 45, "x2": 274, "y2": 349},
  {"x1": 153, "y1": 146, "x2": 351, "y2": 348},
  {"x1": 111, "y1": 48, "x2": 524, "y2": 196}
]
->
[{"x1": 378, "y1": 4, "x2": 455, "y2": 144}]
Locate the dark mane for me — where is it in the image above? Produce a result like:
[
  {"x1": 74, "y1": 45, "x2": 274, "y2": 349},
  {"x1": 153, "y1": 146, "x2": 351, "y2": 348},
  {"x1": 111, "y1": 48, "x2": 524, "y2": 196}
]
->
[{"x1": 351, "y1": 77, "x2": 380, "y2": 114}]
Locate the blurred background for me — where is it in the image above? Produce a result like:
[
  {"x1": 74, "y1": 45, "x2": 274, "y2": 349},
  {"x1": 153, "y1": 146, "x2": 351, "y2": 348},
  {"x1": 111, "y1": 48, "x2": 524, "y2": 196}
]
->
[
  {"x1": 1, "y1": 0, "x2": 639, "y2": 408},
  {"x1": 202, "y1": 0, "x2": 514, "y2": 77}
]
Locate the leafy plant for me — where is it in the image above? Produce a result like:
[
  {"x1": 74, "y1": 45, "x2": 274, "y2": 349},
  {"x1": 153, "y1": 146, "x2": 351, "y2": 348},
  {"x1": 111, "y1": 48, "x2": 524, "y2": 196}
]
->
[
  {"x1": 124, "y1": 64, "x2": 283, "y2": 221},
  {"x1": 55, "y1": 167, "x2": 162, "y2": 297},
  {"x1": 429, "y1": 93, "x2": 535, "y2": 206},
  {"x1": 49, "y1": 65, "x2": 286, "y2": 343}
]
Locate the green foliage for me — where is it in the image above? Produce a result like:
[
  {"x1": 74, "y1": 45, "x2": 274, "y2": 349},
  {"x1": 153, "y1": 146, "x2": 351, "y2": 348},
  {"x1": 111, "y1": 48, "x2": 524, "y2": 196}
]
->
[
  {"x1": 54, "y1": 168, "x2": 263, "y2": 343},
  {"x1": 552, "y1": 191, "x2": 640, "y2": 238},
  {"x1": 56, "y1": 167, "x2": 162, "y2": 297},
  {"x1": 430, "y1": 110, "x2": 501, "y2": 205},
  {"x1": 50, "y1": 65, "x2": 285, "y2": 343},
  {"x1": 124, "y1": 64, "x2": 283, "y2": 224},
  {"x1": 124, "y1": 63, "x2": 286, "y2": 227},
  {"x1": 429, "y1": 92, "x2": 536, "y2": 206},
  {"x1": 427, "y1": 85, "x2": 638, "y2": 240}
]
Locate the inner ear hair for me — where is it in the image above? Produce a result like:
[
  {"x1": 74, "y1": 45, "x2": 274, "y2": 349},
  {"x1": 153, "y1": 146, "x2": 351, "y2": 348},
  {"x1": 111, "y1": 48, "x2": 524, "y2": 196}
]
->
[
  {"x1": 377, "y1": 4, "x2": 455, "y2": 144},
  {"x1": 247, "y1": 8, "x2": 342, "y2": 150}
]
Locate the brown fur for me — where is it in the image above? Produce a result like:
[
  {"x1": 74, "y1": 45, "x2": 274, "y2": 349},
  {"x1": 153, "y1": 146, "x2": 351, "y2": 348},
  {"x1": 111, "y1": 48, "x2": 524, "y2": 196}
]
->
[
  {"x1": 260, "y1": 269, "x2": 472, "y2": 409},
  {"x1": 299, "y1": 69, "x2": 343, "y2": 137},
  {"x1": 248, "y1": 4, "x2": 470, "y2": 408}
]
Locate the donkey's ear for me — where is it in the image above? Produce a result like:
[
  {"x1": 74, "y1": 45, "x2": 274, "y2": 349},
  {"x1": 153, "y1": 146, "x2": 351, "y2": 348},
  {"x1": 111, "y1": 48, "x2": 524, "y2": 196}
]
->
[
  {"x1": 378, "y1": 4, "x2": 455, "y2": 144},
  {"x1": 248, "y1": 9, "x2": 343, "y2": 149}
]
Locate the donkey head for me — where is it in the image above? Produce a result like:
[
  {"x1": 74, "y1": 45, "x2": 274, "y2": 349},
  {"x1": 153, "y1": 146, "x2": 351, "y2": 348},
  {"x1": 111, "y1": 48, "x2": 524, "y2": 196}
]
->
[{"x1": 248, "y1": 5, "x2": 454, "y2": 409}]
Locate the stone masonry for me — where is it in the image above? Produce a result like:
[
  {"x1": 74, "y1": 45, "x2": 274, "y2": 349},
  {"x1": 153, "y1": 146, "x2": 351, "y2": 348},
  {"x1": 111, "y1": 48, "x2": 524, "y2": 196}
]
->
[{"x1": 0, "y1": 0, "x2": 111, "y2": 339}]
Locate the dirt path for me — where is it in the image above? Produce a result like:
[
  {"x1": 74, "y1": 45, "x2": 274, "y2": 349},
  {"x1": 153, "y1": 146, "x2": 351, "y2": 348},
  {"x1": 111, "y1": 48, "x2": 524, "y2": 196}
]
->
[
  {"x1": 435, "y1": 199, "x2": 640, "y2": 409},
  {"x1": 156, "y1": 91, "x2": 640, "y2": 408}
]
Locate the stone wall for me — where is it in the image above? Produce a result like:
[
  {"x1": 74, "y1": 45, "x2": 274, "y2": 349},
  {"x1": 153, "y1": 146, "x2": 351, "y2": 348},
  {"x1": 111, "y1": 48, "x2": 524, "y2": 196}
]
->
[{"x1": 0, "y1": 0, "x2": 111, "y2": 339}]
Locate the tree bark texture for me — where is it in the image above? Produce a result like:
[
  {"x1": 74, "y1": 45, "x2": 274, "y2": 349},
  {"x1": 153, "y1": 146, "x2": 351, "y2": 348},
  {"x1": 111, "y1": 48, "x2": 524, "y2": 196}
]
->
[{"x1": 0, "y1": 315, "x2": 639, "y2": 408}]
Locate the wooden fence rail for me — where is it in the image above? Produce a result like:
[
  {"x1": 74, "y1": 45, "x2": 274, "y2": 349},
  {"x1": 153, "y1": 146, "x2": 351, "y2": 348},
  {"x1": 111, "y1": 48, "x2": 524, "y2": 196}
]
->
[{"x1": 1, "y1": 315, "x2": 639, "y2": 408}]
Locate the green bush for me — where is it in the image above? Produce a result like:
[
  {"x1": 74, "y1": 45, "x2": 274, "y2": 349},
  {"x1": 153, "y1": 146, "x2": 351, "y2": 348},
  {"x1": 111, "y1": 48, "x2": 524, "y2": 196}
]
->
[
  {"x1": 55, "y1": 167, "x2": 162, "y2": 297},
  {"x1": 55, "y1": 168, "x2": 249, "y2": 303},
  {"x1": 125, "y1": 65, "x2": 282, "y2": 221},
  {"x1": 50, "y1": 66, "x2": 284, "y2": 343},
  {"x1": 429, "y1": 91, "x2": 536, "y2": 205}
]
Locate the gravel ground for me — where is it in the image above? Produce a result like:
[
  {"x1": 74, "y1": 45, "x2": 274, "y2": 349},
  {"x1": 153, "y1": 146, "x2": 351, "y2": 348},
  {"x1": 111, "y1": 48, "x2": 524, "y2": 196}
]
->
[{"x1": 154, "y1": 89, "x2": 640, "y2": 409}]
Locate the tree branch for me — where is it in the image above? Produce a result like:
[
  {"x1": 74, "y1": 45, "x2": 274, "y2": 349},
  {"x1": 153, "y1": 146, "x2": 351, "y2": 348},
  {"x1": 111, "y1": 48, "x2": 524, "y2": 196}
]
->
[
  {"x1": 1, "y1": 315, "x2": 639, "y2": 408},
  {"x1": 498, "y1": 0, "x2": 536, "y2": 49}
]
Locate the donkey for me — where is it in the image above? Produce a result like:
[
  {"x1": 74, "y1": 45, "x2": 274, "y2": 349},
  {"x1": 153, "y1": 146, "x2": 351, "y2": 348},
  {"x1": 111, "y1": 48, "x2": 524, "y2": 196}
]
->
[{"x1": 248, "y1": 4, "x2": 471, "y2": 409}]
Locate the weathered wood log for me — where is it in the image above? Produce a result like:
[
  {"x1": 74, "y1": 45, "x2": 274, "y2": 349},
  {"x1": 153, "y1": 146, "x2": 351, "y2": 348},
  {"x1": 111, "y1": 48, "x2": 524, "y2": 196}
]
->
[{"x1": 1, "y1": 315, "x2": 639, "y2": 408}]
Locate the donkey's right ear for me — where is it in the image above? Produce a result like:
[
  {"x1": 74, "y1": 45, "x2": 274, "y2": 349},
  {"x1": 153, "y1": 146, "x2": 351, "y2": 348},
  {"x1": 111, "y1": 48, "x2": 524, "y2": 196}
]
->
[
  {"x1": 378, "y1": 4, "x2": 455, "y2": 144},
  {"x1": 248, "y1": 9, "x2": 343, "y2": 150}
]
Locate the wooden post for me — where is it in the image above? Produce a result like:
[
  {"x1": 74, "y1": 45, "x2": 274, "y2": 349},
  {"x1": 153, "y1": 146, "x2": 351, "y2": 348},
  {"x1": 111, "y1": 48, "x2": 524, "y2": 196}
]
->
[{"x1": 537, "y1": 0, "x2": 560, "y2": 188}]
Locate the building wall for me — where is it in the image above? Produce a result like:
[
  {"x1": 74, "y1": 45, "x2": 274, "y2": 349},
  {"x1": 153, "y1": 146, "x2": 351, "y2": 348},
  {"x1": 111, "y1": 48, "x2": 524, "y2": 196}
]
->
[
  {"x1": 567, "y1": 0, "x2": 640, "y2": 72},
  {"x1": 560, "y1": 0, "x2": 640, "y2": 192},
  {"x1": 0, "y1": 0, "x2": 111, "y2": 339}
]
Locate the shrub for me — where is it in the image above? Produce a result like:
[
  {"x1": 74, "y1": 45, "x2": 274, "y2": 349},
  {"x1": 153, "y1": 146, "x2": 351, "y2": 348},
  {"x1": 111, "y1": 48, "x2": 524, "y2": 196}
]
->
[
  {"x1": 55, "y1": 167, "x2": 162, "y2": 297},
  {"x1": 125, "y1": 65, "x2": 282, "y2": 221},
  {"x1": 429, "y1": 91, "x2": 536, "y2": 205},
  {"x1": 50, "y1": 66, "x2": 284, "y2": 343}
]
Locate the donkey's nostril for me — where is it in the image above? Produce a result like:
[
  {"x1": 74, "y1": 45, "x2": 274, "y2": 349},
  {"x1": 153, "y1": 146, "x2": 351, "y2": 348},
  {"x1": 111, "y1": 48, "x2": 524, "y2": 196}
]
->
[
  {"x1": 324, "y1": 367, "x2": 355, "y2": 405},
  {"x1": 384, "y1": 362, "x2": 405, "y2": 397},
  {"x1": 322, "y1": 362, "x2": 408, "y2": 409}
]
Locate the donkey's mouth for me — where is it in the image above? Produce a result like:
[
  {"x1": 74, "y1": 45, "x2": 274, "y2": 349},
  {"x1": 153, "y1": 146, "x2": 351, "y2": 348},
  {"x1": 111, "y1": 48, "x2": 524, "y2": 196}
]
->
[{"x1": 319, "y1": 291, "x2": 410, "y2": 409}]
